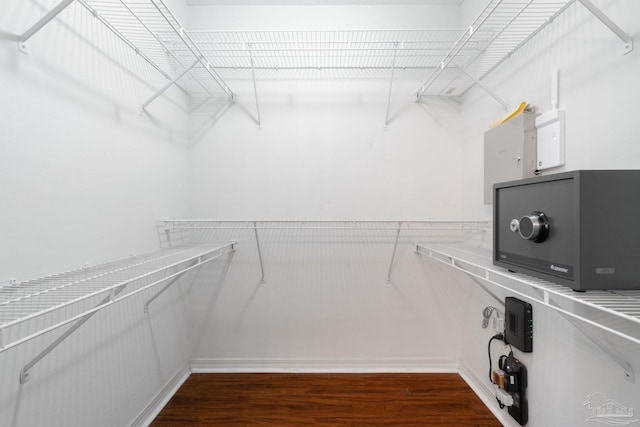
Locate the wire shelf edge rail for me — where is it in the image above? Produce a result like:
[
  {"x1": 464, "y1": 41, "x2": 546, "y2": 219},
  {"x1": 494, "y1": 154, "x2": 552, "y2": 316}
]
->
[
  {"x1": 159, "y1": 219, "x2": 491, "y2": 231},
  {"x1": 0, "y1": 242, "x2": 236, "y2": 355},
  {"x1": 415, "y1": 243, "x2": 640, "y2": 347}
]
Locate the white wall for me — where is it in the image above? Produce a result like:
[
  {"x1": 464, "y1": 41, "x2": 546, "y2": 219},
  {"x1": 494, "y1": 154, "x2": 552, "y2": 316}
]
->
[
  {"x1": 0, "y1": 0, "x2": 191, "y2": 280},
  {"x1": 187, "y1": 3, "x2": 460, "y2": 30},
  {"x1": 185, "y1": 3, "x2": 473, "y2": 373},
  {"x1": 0, "y1": 0, "x2": 193, "y2": 426},
  {"x1": 458, "y1": 0, "x2": 640, "y2": 425}
]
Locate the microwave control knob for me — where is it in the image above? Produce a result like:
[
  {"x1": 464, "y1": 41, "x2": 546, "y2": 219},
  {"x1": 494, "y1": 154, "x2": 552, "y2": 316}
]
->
[{"x1": 518, "y1": 212, "x2": 549, "y2": 243}]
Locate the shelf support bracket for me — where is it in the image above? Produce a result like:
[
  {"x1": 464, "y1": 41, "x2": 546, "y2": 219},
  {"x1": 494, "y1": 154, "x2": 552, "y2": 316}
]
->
[
  {"x1": 455, "y1": 65, "x2": 509, "y2": 111},
  {"x1": 538, "y1": 290, "x2": 635, "y2": 383},
  {"x1": 418, "y1": 243, "x2": 636, "y2": 384},
  {"x1": 562, "y1": 311, "x2": 634, "y2": 383},
  {"x1": 18, "y1": 0, "x2": 76, "y2": 53},
  {"x1": 142, "y1": 58, "x2": 200, "y2": 110},
  {"x1": 248, "y1": 44, "x2": 262, "y2": 129},
  {"x1": 384, "y1": 42, "x2": 399, "y2": 130},
  {"x1": 143, "y1": 260, "x2": 198, "y2": 313},
  {"x1": 20, "y1": 283, "x2": 128, "y2": 384},
  {"x1": 577, "y1": 0, "x2": 633, "y2": 54},
  {"x1": 254, "y1": 222, "x2": 266, "y2": 284},
  {"x1": 386, "y1": 222, "x2": 402, "y2": 284},
  {"x1": 468, "y1": 269, "x2": 634, "y2": 383}
]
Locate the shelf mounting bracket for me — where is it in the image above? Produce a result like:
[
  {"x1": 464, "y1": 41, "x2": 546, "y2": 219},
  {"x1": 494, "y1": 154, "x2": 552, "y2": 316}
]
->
[
  {"x1": 248, "y1": 43, "x2": 262, "y2": 129},
  {"x1": 455, "y1": 64, "x2": 509, "y2": 111},
  {"x1": 142, "y1": 58, "x2": 200, "y2": 110},
  {"x1": 577, "y1": 0, "x2": 633, "y2": 55},
  {"x1": 18, "y1": 0, "x2": 76, "y2": 54},
  {"x1": 536, "y1": 290, "x2": 635, "y2": 383},
  {"x1": 560, "y1": 311, "x2": 635, "y2": 383},
  {"x1": 386, "y1": 222, "x2": 402, "y2": 284},
  {"x1": 384, "y1": 42, "x2": 399, "y2": 130},
  {"x1": 144, "y1": 260, "x2": 198, "y2": 313},
  {"x1": 417, "y1": 243, "x2": 637, "y2": 384},
  {"x1": 254, "y1": 222, "x2": 266, "y2": 284},
  {"x1": 19, "y1": 283, "x2": 128, "y2": 384}
]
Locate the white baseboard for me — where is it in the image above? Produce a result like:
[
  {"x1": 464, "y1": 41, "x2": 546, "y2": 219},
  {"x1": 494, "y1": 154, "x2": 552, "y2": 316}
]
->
[
  {"x1": 130, "y1": 363, "x2": 191, "y2": 427},
  {"x1": 190, "y1": 358, "x2": 459, "y2": 373},
  {"x1": 458, "y1": 366, "x2": 519, "y2": 427}
]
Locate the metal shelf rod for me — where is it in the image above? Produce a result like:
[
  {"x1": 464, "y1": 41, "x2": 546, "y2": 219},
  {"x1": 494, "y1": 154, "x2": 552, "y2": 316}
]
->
[
  {"x1": 143, "y1": 261, "x2": 197, "y2": 313},
  {"x1": 151, "y1": 0, "x2": 235, "y2": 100},
  {"x1": 18, "y1": 0, "x2": 76, "y2": 51},
  {"x1": 383, "y1": 42, "x2": 399, "y2": 129},
  {"x1": 386, "y1": 222, "x2": 402, "y2": 284},
  {"x1": 416, "y1": 244, "x2": 640, "y2": 346},
  {"x1": 248, "y1": 44, "x2": 262, "y2": 127},
  {"x1": 142, "y1": 58, "x2": 199, "y2": 110},
  {"x1": 161, "y1": 226, "x2": 487, "y2": 231},
  {"x1": 163, "y1": 219, "x2": 489, "y2": 224},
  {"x1": 577, "y1": 0, "x2": 633, "y2": 53},
  {"x1": 254, "y1": 222, "x2": 267, "y2": 284},
  {"x1": 455, "y1": 65, "x2": 509, "y2": 110}
]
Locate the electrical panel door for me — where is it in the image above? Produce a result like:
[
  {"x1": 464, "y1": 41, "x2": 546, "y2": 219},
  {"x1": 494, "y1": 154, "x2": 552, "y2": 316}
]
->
[{"x1": 484, "y1": 112, "x2": 538, "y2": 204}]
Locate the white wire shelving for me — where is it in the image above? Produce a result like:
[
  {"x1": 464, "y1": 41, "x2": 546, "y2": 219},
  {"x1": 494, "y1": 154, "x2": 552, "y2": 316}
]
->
[
  {"x1": 158, "y1": 219, "x2": 490, "y2": 285},
  {"x1": 417, "y1": 0, "x2": 573, "y2": 100},
  {"x1": 0, "y1": 243, "x2": 236, "y2": 383},
  {"x1": 18, "y1": 0, "x2": 235, "y2": 109},
  {"x1": 417, "y1": 0, "x2": 633, "y2": 102},
  {"x1": 416, "y1": 243, "x2": 640, "y2": 382},
  {"x1": 18, "y1": 0, "x2": 632, "y2": 115},
  {"x1": 187, "y1": 29, "x2": 468, "y2": 73}
]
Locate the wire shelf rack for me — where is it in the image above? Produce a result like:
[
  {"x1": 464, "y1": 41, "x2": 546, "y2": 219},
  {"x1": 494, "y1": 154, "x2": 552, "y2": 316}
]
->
[
  {"x1": 158, "y1": 220, "x2": 490, "y2": 246},
  {"x1": 416, "y1": 243, "x2": 640, "y2": 346},
  {"x1": 418, "y1": 0, "x2": 573, "y2": 97},
  {"x1": 0, "y1": 243, "x2": 235, "y2": 356},
  {"x1": 186, "y1": 29, "x2": 469, "y2": 74},
  {"x1": 22, "y1": 0, "x2": 630, "y2": 107},
  {"x1": 82, "y1": 0, "x2": 234, "y2": 99},
  {"x1": 157, "y1": 220, "x2": 489, "y2": 285}
]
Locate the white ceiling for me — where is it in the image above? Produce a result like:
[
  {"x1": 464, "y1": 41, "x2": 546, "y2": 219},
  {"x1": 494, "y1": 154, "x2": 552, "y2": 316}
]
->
[{"x1": 186, "y1": 0, "x2": 463, "y2": 5}]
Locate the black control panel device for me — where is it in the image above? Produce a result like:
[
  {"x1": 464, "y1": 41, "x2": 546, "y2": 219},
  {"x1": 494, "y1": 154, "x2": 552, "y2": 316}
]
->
[
  {"x1": 500, "y1": 353, "x2": 528, "y2": 426},
  {"x1": 493, "y1": 170, "x2": 640, "y2": 291},
  {"x1": 505, "y1": 297, "x2": 532, "y2": 353}
]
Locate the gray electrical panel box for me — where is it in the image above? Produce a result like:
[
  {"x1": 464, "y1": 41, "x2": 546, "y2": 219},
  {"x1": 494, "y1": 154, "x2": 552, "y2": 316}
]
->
[{"x1": 484, "y1": 112, "x2": 538, "y2": 204}]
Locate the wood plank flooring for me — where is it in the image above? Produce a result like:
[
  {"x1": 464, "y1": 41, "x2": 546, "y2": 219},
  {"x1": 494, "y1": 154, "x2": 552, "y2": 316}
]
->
[{"x1": 151, "y1": 373, "x2": 501, "y2": 426}]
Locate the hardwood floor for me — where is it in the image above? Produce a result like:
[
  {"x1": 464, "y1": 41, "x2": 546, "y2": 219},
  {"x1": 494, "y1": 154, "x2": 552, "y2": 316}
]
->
[{"x1": 151, "y1": 373, "x2": 501, "y2": 426}]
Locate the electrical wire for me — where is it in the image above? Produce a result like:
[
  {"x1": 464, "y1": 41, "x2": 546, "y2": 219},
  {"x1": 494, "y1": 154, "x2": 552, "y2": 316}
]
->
[
  {"x1": 482, "y1": 306, "x2": 502, "y2": 329},
  {"x1": 488, "y1": 333, "x2": 505, "y2": 409},
  {"x1": 487, "y1": 333, "x2": 504, "y2": 381}
]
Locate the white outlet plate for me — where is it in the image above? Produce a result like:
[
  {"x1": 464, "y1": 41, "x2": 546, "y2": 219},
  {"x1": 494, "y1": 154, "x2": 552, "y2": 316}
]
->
[{"x1": 535, "y1": 109, "x2": 565, "y2": 171}]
